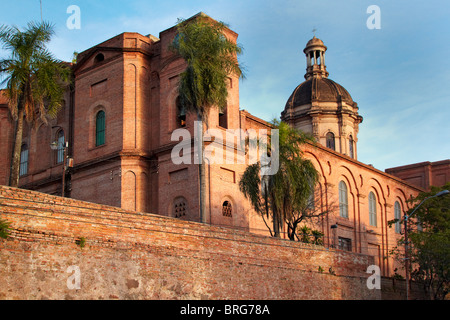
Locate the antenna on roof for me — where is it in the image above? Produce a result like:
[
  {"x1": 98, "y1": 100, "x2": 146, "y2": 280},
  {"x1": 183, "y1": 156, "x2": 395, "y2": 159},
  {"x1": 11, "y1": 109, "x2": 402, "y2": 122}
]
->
[
  {"x1": 40, "y1": 0, "x2": 43, "y2": 22},
  {"x1": 312, "y1": 27, "x2": 317, "y2": 37}
]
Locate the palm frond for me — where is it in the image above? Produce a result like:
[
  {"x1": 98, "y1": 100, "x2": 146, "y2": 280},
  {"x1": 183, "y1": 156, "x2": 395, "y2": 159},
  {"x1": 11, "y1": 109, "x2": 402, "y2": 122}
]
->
[{"x1": 170, "y1": 15, "x2": 244, "y2": 119}]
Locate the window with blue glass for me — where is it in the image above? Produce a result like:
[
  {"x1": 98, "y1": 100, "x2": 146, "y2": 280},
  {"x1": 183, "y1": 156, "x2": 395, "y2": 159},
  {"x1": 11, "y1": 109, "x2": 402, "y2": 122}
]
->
[
  {"x1": 95, "y1": 110, "x2": 105, "y2": 146},
  {"x1": 19, "y1": 144, "x2": 28, "y2": 176},
  {"x1": 326, "y1": 132, "x2": 335, "y2": 150},
  {"x1": 56, "y1": 130, "x2": 65, "y2": 164},
  {"x1": 394, "y1": 201, "x2": 402, "y2": 233}
]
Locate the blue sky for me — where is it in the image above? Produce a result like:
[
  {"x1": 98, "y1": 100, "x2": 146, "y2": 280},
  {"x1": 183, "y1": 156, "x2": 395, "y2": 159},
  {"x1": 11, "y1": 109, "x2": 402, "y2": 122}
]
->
[{"x1": 1, "y1": 0, "x2": 449, "y2": 171}]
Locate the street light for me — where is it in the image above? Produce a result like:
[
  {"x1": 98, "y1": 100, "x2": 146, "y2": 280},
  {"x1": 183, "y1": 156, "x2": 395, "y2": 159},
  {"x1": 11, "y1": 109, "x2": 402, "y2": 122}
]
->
[
  {"x1": 403, "y1": 189, "x2": 449, "y2": 300},
  {"x1": 330, "y1": 224, "x2": 338, "y2": 248},
  {"x1": 50, "y1": 140, "x2": 68, "y2": 197}
]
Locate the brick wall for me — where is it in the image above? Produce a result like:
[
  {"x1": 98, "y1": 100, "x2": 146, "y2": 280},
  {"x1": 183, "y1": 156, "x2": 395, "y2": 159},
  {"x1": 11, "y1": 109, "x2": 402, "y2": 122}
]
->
[
  {"x1": 380, "y1": 277, "x2": 429, "y2": 300},
  {"x1": 385, "y1": 160, "x2": 450, "y2": 190},
  {"x1": 0, "y1": 103, "x2": 13, "y2": 186},
  {"x1": 0, "y1": 185, "x2": 379, "y2": 300}
]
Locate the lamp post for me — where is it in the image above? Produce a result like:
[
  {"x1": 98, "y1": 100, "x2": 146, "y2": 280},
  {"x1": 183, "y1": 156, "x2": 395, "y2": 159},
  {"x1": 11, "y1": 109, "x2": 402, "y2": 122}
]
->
[
  {"x1": 50, "y1": 140, "x2": 69, "y2": 197},
  {"x1": 330, "y1": 224, "x2": 338, "y2": 248},
  {"x1": 403, "y1": 189, "x2": 449, "y2": 300}
]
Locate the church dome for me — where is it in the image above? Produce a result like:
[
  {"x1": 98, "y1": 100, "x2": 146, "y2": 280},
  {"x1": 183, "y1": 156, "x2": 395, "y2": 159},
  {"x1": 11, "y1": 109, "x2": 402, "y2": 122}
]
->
[
  {"x1": 280, "y1": 36, "x2": 363, "y2": 160},
  {"x1": 283, "y1": 36, "x2": 357, "y2": 115},
  {"x1": 285, "y1": 77, "x2": 354, "y2": 109}
]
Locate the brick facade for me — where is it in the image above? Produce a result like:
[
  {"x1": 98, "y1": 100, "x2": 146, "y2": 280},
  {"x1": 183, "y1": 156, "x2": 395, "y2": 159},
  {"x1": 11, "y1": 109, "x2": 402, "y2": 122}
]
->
[
  {"x1": 0, "y1": 13, "x2": 433, "y2": 284},
  {"x1": 385, "y1": 160, "x2": 450, "y2": 190},
  {"x1": 300, "y1": 142, "x2": 423, "y2": 277}
]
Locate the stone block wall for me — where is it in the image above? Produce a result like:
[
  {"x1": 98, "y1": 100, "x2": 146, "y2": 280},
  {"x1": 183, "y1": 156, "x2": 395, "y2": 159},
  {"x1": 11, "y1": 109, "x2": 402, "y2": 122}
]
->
[{"x1": 0, "y1": 185, "x2": 379, "y2": 300}]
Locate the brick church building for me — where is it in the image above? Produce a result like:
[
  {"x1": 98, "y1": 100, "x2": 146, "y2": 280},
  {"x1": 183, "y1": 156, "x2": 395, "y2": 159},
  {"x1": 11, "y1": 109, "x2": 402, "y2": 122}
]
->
[{"x1": 0, "y1": 13, "x2": 447, "y2": 277}]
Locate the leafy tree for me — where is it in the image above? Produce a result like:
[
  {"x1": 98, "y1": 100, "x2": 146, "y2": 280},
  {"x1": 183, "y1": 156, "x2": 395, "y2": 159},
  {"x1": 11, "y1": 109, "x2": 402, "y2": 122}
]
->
[
  {"x1": 389, "y1": 183, "x2": 450, "y2": 299},
  {"x1": 295, "y1": 225, "x2": 324, "y2": 245},
  {"x1": 0, "y1": 21, "x2": 71, "y2": 187},
  {"x1": 311, "y1": 229, "x2": 324, "y2": 245},
  {"x1": 239, "y1": 120, "x2": 320, "y2": 238},
  {"x1": 285, "y1": 185, "x2": 336, "y2": 242},
  {"x1": 170, "y1": 14, "x2": 244, "y2": 222},
  {"x1": 298, "y1": 225, "x2": 312, "y2": 243}
]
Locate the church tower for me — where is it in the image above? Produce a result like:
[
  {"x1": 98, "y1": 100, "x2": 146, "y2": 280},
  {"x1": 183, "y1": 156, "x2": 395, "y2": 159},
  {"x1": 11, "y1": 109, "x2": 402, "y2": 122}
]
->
[{"x1": 281, "y1": 37, "x2": 363, "y2": 159}]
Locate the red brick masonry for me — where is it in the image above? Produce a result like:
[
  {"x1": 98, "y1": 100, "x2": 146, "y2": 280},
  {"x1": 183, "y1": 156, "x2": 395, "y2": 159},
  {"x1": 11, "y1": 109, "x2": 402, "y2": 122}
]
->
[{"x1": 0, "y1": 185, "x2": 379, "y2": 299}]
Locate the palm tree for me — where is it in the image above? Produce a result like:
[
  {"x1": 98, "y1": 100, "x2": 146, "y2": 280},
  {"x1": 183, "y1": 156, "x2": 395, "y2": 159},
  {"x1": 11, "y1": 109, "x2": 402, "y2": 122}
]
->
[
  {"x1": 0, "y1": 21, "x2": 70, "y2": 187},
  {"x1": 239, "y1": 120, "x2": 319, "y2": 238},
  {"x1": 170, "y1": 14, "x2": 244, "y2": 223}
]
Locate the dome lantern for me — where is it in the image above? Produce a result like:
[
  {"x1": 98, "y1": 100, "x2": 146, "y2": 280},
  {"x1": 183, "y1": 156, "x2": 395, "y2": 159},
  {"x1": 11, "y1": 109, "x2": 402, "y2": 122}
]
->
[{"x1": 303, "y1": 36, "x2": 329, "y2": 80}]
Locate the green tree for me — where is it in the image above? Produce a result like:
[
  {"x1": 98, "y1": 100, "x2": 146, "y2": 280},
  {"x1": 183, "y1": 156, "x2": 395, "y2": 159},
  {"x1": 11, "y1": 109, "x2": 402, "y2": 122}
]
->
[
  {"x1": 389, "y1": 183, "x2": 450, "y2": 299},
  {"x1": 0, "y1": 218, "x2": 11, "y2": 239},
  {"x1": 239, "y1": 120, "x2": 319, "y2": 238},
  {"x1": 294, "y1": 225, "x2": 324, "y2": 245},
  {"x1": 285, "y1": 185, "x2": 335, "y2": 242},
  {"x1": 170, "y1": 14, "x2": 244, "y2": 222},
  {"x1": 0, "y1": 21, "x2": 71, "y2": 187}
]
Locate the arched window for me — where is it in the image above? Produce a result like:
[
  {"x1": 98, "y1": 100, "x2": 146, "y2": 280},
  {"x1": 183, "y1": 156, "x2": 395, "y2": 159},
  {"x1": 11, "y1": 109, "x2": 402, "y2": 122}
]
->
[
  {"x1": 222, "y1": 201, "x2": 232, "y2": 217},
  {"x1": 394, "y1": 201, "x2": 402, "y2": 233},
  {"x1": 56, "y1": 130, "x2": 65, "y2": 164},
  {"x1": 95, "y1": 110, "x2": 106, "y2": 146},
  {"x1": 176, "y1": 96, "x2": 186, "y2": 128},
  {"x1": 339, "y1": 181, "x2": 348, "y2": 218},
  {"x1": 326, "y1": 132, "x2": 335, "y2": 150},
  {"x1": 19, "y1": 144, "x2": 29, "y2": 176},
  {"x1": 94, "y1": 53, "x2": 105, "y2": 64},
  {"x1": 173, "y1": 197, "x2": 187, "y2": 218},
  {"x1": 307, "y1": 188, "x2": 315, "y2": 211},
  {"x1": 369, "y1": 192, "x2": 377, "y2": 227},
  {"x1": 219, "y1": 104, "x2": 228, "y2": 129},
  {"x1": 349, "y1": 135, "x2": 354, "y2": 158}
]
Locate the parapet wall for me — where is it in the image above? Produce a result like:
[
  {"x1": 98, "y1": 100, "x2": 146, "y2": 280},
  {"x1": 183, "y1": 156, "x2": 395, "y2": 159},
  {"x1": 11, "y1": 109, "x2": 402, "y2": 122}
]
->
[{"x1": 0, "y1": 185, "x2": 379, "y2": 300}]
